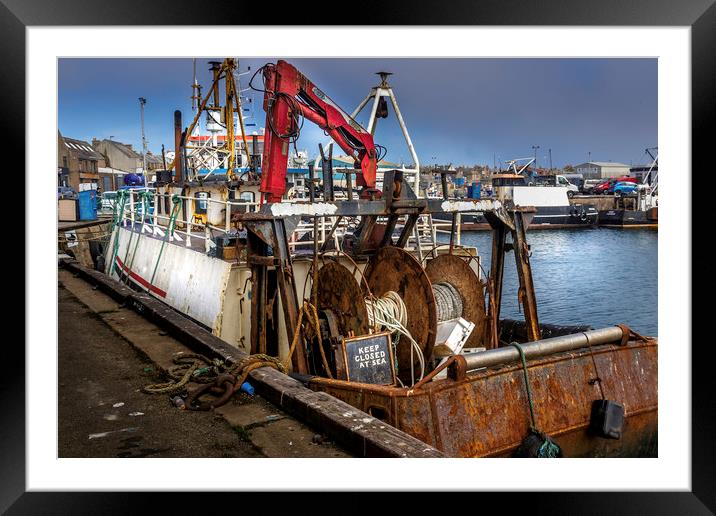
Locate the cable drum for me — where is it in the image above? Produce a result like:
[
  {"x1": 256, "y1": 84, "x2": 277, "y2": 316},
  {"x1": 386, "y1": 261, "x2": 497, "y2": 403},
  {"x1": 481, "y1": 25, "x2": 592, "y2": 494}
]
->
[
  {"x1": 424, "y1": 253, "x2": 487, "y2": 349},
  {"x1": 363, "y1": 247, "x2": 438, "y2": 385},
  {"x1": 432, "y1": 282, "x2": 463, "y2": 322}
]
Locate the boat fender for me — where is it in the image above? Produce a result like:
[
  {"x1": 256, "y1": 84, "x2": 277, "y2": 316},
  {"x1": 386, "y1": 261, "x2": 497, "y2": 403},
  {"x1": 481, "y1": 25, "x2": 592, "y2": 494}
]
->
[
  {"x1": 589, "y1": 399, "x2": 624, "y2": 439},
  {"x1": 585, "y1": 330, "x2": 625, "y2": 439},
  {"x1": 580, "y1": 210, "x2": 588, "y2": 222}
]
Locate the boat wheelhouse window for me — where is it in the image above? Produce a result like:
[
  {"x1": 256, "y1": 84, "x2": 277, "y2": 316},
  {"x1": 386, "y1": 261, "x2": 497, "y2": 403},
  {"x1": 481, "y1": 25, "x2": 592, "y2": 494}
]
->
[
  {"x1": 195, "y1": 191, "x2": 209, "y2": 214},
  {"x1": 238, "y1": 191, "x2": 255, "y2": 203}
]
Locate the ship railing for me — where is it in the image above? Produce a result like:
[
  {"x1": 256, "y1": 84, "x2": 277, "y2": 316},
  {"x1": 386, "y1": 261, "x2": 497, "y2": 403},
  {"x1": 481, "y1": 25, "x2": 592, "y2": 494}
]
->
[
  {"x1": 118, "y1": 189, "x2": 262, "y2": 253},
  {"x1": 431, "y1": 212, "x2": 462, "y2": 244},
  {"x1": 288, "y1": 216, "x2": 348, "y2": 251},
  {"x1": 119, "y1": 189, "x2": 346, "y2": 256},
  {"x1": 117, "y1": 189, "x2": 450, "y2": 260}
]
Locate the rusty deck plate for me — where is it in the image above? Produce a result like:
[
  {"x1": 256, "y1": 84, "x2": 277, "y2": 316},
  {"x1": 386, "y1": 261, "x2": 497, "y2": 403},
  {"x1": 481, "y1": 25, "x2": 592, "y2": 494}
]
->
[
  {"x1": 363, "y1": 247, "x2": 437, "y2": 383},
  {"x1": 425, "y1": 253, "x2": 487, "y2": 348}
]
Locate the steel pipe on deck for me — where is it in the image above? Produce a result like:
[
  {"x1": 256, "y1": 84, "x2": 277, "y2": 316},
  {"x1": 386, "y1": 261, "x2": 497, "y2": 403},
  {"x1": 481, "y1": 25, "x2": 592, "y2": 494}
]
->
[{"x1": 464, "y1": 326, "x2": 625, "y2": 373}]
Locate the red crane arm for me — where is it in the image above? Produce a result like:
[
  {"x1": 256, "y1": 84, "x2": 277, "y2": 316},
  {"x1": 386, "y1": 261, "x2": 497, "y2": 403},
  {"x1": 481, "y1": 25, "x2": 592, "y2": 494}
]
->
[{"x1": 259, "y1": 60, "x2": 378, "y2": 202}]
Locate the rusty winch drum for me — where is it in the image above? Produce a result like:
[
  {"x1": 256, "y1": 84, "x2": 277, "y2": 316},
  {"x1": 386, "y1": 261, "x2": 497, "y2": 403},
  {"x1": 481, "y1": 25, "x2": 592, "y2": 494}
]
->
[{"x1": 314, "y1": 248, "x2": 487, "y2": 384}]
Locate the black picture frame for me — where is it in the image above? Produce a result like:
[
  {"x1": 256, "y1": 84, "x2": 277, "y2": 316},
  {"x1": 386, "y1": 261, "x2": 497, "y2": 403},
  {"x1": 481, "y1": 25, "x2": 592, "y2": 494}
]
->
[{"x1": 5, "y1": 1, "x2": 711, "y2": 513}]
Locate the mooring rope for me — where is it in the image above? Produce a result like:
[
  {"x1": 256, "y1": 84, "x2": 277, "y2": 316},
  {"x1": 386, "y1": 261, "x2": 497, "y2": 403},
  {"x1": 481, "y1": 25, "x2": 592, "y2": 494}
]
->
[
  {"x1": 143, "y1": 351, "x2": 287, "y2": 410},
  {"x1": 107, "y1": 190, "x2": 129, "y2": 276},
  {"x1": 510, "y1": 342, "x2": 562, "y2": 458}
]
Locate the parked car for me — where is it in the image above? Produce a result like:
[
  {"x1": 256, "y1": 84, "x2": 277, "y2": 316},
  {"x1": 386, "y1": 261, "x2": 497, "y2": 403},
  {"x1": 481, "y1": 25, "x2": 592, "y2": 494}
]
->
[
  {"x1": 58, "y1": 186, "x2": 77, "y2": 200},
  {"x1": 613, "y1": 181, "x2": 643, "y2": 197},
  {"x1": 100, "y1": 191, "x2": 118, "y2": 211},
  {"x1": 613, "y1": 176, "x2": 638, "y2": 184},
  {"x1": 581, "y1": 179, "x2": 604, "y2": 195},
  {"x1": 594, "y1": 179, "x2": 617, "y2": 195}
]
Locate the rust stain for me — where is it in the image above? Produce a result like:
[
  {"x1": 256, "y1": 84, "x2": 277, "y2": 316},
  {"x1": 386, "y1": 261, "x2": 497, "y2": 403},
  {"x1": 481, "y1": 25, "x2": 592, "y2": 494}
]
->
[{"x1": 309, "y1": 340, "x2": 657, "y2": 457}]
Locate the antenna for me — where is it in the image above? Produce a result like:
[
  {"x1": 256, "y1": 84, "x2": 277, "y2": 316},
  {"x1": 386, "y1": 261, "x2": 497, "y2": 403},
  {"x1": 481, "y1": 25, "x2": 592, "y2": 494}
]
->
[
  {"x1": 191, "y1": 58, "x2": 200, "y2": 113},
  {"x1": 376, "y1": 71, "x2": 393, "y2": 87}
]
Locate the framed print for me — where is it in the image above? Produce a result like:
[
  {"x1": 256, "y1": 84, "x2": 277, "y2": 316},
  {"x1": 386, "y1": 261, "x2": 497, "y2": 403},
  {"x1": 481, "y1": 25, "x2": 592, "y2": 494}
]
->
[{"x1": 5, "y1": 0, "x2": 712, "y2": 512}]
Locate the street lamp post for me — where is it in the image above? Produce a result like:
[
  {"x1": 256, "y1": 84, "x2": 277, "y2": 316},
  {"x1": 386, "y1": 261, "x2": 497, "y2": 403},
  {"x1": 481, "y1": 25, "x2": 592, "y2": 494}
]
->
[
  {"x1": 139, "y1": 97, "x2": 148, "y2": 187},
  {"x1": 531, "y1": 145, "x2": 540, "y2": 174}
]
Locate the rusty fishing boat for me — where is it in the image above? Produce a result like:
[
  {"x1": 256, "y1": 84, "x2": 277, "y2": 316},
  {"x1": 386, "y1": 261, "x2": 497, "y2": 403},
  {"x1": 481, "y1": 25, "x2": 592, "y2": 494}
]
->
[{"x1": 103, "y1": 58, "x2": 657, "y2": 457}]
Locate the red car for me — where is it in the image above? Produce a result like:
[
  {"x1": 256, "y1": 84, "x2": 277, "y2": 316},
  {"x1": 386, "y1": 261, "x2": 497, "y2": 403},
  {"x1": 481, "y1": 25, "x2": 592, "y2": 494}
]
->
[
  {"x1": 594, "y1": 176, "x2": 638, "y2": 194},
  {"x1": 614, "y1": 176, "x2": 638, "y2": 183},
  {"x1": 593, "y1": 179, "x2": 616, "y2": 194}
]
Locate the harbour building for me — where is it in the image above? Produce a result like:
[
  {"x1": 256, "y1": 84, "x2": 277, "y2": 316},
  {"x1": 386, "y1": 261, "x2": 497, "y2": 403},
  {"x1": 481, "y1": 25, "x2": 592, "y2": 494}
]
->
[{"x1": 574, "y1": 161, "x2": 631, "y2": 179}]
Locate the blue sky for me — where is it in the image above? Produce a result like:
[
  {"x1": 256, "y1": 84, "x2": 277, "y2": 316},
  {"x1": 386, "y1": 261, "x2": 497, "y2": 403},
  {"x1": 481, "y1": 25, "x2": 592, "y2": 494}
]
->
[{"x1": 58, "y1": 58, "x2": 657, "y2": 168}]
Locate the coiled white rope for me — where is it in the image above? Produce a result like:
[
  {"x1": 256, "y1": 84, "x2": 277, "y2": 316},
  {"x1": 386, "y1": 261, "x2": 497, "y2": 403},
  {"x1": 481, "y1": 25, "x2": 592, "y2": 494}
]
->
[{"x1": 365, "y1": 291, "x2": 425, "y2": 387}]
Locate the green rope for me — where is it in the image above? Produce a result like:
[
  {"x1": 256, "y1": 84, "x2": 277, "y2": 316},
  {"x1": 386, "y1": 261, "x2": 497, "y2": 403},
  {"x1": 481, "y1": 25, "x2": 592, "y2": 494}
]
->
[
  {"x1": 108, "y1": 190, "x2": 129, "y2": 276},
  {"x1": 511, "y1": 342, "x2": 537, "y2": 430},
  {"x1": 537, "y1": 437, "x2": 561, "y2": 458},
  {"x1": 511, "y1": 342, "x2": 562, "y2": 458}
]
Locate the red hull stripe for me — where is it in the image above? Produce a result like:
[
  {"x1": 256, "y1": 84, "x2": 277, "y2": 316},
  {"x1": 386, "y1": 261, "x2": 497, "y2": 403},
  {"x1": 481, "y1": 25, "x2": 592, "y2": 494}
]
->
[{"x1": 115, "y1": 256, "x2": 167, "y2": 298}]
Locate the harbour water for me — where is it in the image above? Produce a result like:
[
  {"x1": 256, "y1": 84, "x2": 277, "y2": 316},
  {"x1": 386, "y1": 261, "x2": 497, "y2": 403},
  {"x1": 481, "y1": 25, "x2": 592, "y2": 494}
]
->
[{"x1": 442, "y1": 228, "x2": 658, "y2": 336}]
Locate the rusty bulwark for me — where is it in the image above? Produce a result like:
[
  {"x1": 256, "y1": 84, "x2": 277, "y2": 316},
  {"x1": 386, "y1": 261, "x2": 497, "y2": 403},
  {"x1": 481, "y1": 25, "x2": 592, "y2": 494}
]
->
[{"x1": 308, "y1": 339, "x2": 657, "y2": 457}]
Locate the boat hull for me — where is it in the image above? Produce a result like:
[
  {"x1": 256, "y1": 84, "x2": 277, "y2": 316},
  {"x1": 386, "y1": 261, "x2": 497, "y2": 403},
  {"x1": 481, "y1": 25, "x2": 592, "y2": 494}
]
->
[
  {"x1": 598, "y1": 208, "x2": 658, "y2": 228},
  {"x1": 435, "y1": 204, "x2": 599, "y2": 231},
  {"x1": 308, "y1": 339, "x2": 657, "y2": 457}
]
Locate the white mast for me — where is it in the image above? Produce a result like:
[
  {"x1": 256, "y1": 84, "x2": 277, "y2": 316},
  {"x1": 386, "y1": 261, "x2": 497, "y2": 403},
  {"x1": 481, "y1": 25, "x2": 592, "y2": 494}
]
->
[{"x1": 317, "y1": 71, "x2": 421, "y2": 194}]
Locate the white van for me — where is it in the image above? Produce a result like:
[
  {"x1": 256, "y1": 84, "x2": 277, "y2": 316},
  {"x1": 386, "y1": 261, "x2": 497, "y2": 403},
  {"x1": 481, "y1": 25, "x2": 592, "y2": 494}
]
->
[{"x1": 555, "y1": 175, "x2": 579, "y2": 198}]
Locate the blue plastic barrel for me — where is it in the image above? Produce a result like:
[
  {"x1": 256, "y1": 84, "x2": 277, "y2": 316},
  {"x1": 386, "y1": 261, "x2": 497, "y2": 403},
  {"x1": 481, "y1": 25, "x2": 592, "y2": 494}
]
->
[
  {"x1": 78, "y1": 190, "x2": 97, "y2": 220},
  {"x1": 471, "y1": 182, "x2": 481, "y2": 198}
]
